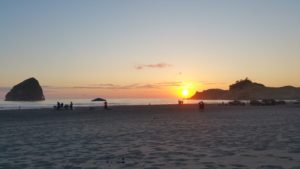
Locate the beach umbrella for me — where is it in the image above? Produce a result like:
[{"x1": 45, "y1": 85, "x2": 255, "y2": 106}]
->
[{"x1": 92, "y1": 98, "x2": 106, "y2": 102}]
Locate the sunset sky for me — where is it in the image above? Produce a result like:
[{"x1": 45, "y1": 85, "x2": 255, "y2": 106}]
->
[{"x1": 0, "y1": 0, "x2": 300, "y2": 99}]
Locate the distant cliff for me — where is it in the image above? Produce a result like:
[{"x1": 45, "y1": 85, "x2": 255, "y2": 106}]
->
[{"x1": 190, "y1": 78, "x2": 300, "y2": 100}]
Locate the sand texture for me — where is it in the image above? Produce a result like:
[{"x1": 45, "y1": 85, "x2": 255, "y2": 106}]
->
[{"x1": 1, "y1": 104, "x2": 300, "y2": 169}]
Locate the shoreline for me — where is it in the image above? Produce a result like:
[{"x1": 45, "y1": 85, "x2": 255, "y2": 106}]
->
[
  {"x1": 0, "y1": 98, "x2": 298, "y2": 111},
  {"x1": 0, "y1": 102, "x2": 298, "y2": 113}
]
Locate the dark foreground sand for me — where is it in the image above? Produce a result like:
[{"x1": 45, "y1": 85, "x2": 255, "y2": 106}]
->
[{"x1": 0, "y1": 104, "x2": 300, "y2": 169}]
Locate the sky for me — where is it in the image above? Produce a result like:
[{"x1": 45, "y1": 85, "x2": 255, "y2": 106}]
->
[{"x1": 0, "y1": 0, "x2": 300, "y2": 99}]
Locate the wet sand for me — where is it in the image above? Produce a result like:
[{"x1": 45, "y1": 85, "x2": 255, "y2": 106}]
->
[{"x1": 0, "y1": 104, "x2": 300, "y2": 169}]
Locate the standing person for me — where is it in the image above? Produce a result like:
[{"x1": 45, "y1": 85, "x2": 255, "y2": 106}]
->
[
  {"x1": 199, "y1": 101, "x2": 205, "y2": 111},
  {"x1": 57, "y1": 102, "x2": 60, "y2": 110},
  {"x1": 70, "y1": 102, "x2": 73, "y2": 110},
  {"x1": 201, "y1": 101, "x2": 205, "y2": 110},
  {"x1": 104, "y1": 101, "x2": 108, "y2": 109}
]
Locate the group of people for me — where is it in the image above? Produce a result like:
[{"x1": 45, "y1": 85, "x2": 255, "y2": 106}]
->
[
  {"x1": 55, "y1": 101, "x2": 73, "y2": 110},
  {"x1": 178, "y1": 100, "x2": 205, "y2": 111},
  {"x1": 54, "y1": 100, "x2": 203, "y2": 111},
  {"x1": 178, "y1": 100, "x2": 184, "y2": 105}
]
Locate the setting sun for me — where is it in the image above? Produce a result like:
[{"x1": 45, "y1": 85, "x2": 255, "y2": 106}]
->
[
  {"x1": 177, "y1": 82, "x2": 196, "y2": 99},
  {"x1": 182, "y1": 89, "x2": 189, "y2": 97}
]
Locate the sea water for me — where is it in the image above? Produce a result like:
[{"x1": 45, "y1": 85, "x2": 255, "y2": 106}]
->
[{"x1": 0, "y1": 99, "x2": 230, "y2": 110}]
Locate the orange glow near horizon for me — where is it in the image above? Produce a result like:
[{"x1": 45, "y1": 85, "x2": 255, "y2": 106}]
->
[{"x1": 176, "y1": 82, "x2": 196, "y2": 99}]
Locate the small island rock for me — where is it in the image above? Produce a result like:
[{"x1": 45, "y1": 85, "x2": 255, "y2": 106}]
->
[
  {"x1": 92, "y1": 98, "x2": 106, "y2": 102},
  {"x1": 5, "y1": 78, "x2": 45, "y2": 101}
]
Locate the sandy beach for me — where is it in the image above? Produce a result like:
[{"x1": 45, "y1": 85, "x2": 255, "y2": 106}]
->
[{"x1": 0, "y1": 104, "x2": 300, "y2": 169}]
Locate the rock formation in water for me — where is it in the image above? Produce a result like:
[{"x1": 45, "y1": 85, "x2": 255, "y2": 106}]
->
[
  {"x1": 92, "y1": 98, "x2": 106, "y2": 101},
  {"x1": 5, "y1": 78, "x2": 45, "y2": 101},
  {"x1": 190, "y1": 78, "x2": 300, "y2": 100}
]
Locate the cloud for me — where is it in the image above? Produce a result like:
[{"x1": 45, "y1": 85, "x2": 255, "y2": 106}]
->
[
  {"x1": 42, "y1": 85, "x2": 63, "y2": 89},
  {"x1": 70, "y1": 81, "x2": 181, "y2": 90},
  {"x1": 135, "y1": 62, "x2": 172, "y2": 70},
  {"x1": 199, "y1": 81, "x2": 226, "y2": 85},
  {"x1": 156, "y1": 82, "x2": 182, "y2": 87},
  {"x1": 21, "y1": 81, "x2": 182, "y2": 94}
]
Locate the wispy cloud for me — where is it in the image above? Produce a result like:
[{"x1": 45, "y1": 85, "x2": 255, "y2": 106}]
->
[
  {"x1": 69, "y1": 81, "x2": 181, "y2": 90},
  {"x1": 135, "y1": 62, "x2": 172, "y2": 70},
  {"x1": 199, "y1": 81, "x2": 226, "y2": 85},
  {"x1": 156, "y1": 82, "x2": 182, "y2": 87}
]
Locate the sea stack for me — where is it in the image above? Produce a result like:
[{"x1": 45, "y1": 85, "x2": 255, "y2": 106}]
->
[{"x1": 5, "y1": 78, "x2": 45, "y2": 101}]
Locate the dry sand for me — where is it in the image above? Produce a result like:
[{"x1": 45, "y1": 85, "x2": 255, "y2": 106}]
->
[{"x1": 0, "y1": 104, "x2": 300, "y2": 169}]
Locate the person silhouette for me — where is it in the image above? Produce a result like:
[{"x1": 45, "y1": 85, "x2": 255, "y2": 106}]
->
[
  {"x1": 104, "y1": 101, "x2": 108, "y2": 109},
  {"x1": 57, "y1": 102, "x2": 60, "y2": 110},
  {"x1": 199, "y1": 101, "x2": 205, "y2": 111},
  {"x1": 70, "y1": 102, "x2": 73, "y2": 110}
]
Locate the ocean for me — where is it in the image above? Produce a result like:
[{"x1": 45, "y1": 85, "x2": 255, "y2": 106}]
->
[{"x1": 0, "y1": 98, "x2": 229, "y2": 110}]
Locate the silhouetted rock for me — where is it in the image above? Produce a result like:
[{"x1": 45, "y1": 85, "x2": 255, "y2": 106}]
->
[
  {"x1": 229, "y1": 78, "x2": 265, "y2": 91},
  {"x1": 228, "y1": 100, "x2": 246, "y2": 106},
  {"x1": 5, "y1": 78, "x2": 45, "y2": 101},
  {"x1": 262, "y1": 99, "x2": 277, "y2": 105},
  {"x1": 190, "y1": 89, "x2": 229, "y2": 100},
  {"x1": 190, "y1": 78, "x2": 300, "y2": 100},
  {"x1": 92, "y1": 98, "x2": 106, "y2": 101},
  {"x1": 261, "y1": 99, "x2": 286, "y2": 105},
  {"x1": 250, "y1": 100, "x2": 264, "y2": 106},
  {"x1": 250, "y1": 99, "x2": 286, "y2": 106}
]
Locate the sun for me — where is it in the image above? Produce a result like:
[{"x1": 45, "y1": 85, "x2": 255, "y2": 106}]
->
[
  {"x1": 182, "y1": 89, "x2": 189, "y2": 97},
  {"x1": 177, "y1": 82, "x2": 196, "y2": 99}
]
